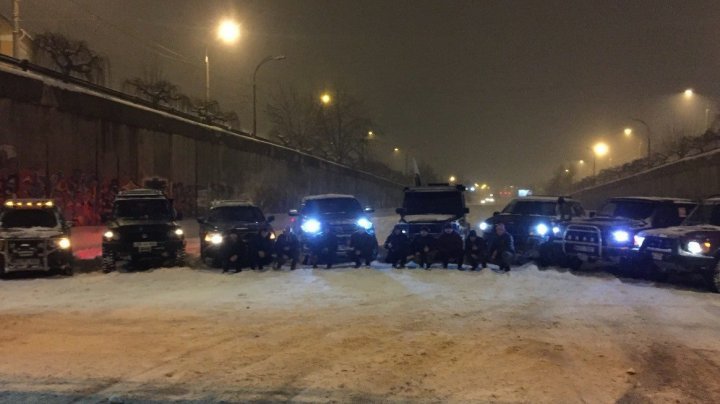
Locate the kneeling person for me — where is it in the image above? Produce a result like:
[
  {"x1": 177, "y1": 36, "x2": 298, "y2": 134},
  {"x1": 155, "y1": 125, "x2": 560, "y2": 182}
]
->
[
  {"x1": 350, "y1": 227, "x2": 376, "y2": 268},
  {"x1": 436, "y1": 223, "x2": 464, "y2": 269},
  {"x1": 274, "y1": 226, "x2": 300, "y2": 270},
  {"x1": 384, "y1": 225, "x2": 410, "y2": 268},
  {"x1": 250, "y1": 226, "x2": 275, "y2": 270},
  {"x1": 221, "y1": 232, "x2": 247, "y2": 273}
]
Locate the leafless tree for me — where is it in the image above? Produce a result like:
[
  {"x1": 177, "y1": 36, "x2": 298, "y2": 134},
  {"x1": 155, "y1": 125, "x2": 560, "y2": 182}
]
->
[
  {"x1": 189, "y1": 98, "x2": 240, "y2": 129},
  {"x1": 33, "y1": 32, "x2": 107, "y2": 84},
  {"x1": 265, "y1": 87, "x2": 322, "y2": 153},
  {"x1": 123, "y1": 67, "x2": 190, "y2": 109},
  {"x1": 317, "y1": 90, "x2": 372, "y2": 164}
]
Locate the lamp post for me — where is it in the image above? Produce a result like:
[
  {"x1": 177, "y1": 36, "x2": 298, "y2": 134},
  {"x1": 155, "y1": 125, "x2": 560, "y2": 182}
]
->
[
  {"x1": 630, "y1": 118, "x2": 652, "y2": 159},
  {"x1": 252, "y1": 55, "x2": 286, "y2": 137},
  {"x1": 205, "y1": 19, "x2": 241, "y2": 103}
]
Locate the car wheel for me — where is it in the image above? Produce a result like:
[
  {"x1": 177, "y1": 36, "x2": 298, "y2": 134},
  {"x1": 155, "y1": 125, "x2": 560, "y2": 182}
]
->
[
  {"x1": 706, "y1": 262, "x2": 720, "y2": 293},
  {"x1": 102, "y1": 251, "x2": 116, "y2": 273},
  {"x1": 567, "y1": 257, "x2": 583, "y2": 272},
  {"x1": 174, "y1": 249, "x2": 186, "y2": 267}
]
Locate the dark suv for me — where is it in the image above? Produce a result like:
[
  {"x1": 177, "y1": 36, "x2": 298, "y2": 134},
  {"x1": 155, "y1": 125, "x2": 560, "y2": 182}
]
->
[
  {"x1": 198, "y1": 200, "x2": 275, "y2": 267},
  {"x1": 0, "y1": 199, "x2": 73, "y2": 276},
  {"x1": 478, "y1": 196, "x2": 585, "y2": 263},
  {"x1": 395, "y1": 184, "x2": 470, "y2": 239},
  {"x1": 101, "y1": 189, "x2": 186, "y2": 272},
  {"x1": 561, "y1": 196, "x2": 696, "y2": 270},
  {"x1": 633, "y1": 197, "x2": 720, "y2": 292},
  {"x1": 290, "y1": 194, "x2": 377, "y2": 261}
]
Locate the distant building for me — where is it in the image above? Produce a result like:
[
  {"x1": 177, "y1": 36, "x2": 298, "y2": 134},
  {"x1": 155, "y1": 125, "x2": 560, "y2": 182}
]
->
[{"x1": 0, "y1": 13, "x2": 32, "y2": 59}]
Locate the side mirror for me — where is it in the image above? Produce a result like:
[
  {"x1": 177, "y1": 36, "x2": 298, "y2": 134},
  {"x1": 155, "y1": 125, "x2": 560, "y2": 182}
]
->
[
  {"x1": 395, "y1": 207, "x2": 406, "y2": 216},
  {"x1": 464, "y1": 207, "x2": 470, "y2": 214},
  {"x1": 588, "y1": 211, "x2": 596, "y2": 218},
  {"x1": 288, "y1": 209, "x2": 299, "y2": 217},
  {"x1": 267, "y1": 215, "x2": 275, "y2": 223},
  {"x1": 493, "y1": 211, "x2": 500, "y2": 217},
  {"x1": 197, "y1": 217, "x2": 206, "y2": 224},
  {"x1": 364, "y1": 207, "x2": 375, "y2": 214}
]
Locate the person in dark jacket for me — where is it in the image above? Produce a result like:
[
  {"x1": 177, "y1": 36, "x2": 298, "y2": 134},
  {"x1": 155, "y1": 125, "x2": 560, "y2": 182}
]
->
[
  {"x1": 220, "y1": 232, "x2": 247, "y2": 273},
  {"x1": 464, "y1": 230, "x2": 487, "y2": 270},
  {"x1": 350, "y1": 227, "x2": 376, "y2": 268},
  {"x1": 384, "y1": 225, "x2": 411, "y2": 268},
  {"x1": 436, "y1": 223, "x2": 464, "y2": 269},
  {"x1": 489, "y1": 222, "x2": 515, "y2": 272},
  {"x1": 250, "y1": 226, "x2": 275, "y2": 270},
  {"x1": 311, "y1": 227, "x2": 338, "y2": 269},
  {"x1": 411, "y1": 227, "x2": 436, "y2": 270},
  {"x1": 274, "y1": 226, "x2": 300, "y2": 270}
]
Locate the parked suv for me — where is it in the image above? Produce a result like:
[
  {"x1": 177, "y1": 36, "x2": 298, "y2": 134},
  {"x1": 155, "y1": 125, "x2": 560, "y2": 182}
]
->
[
  {"x1": 561, "y1": 196, "x2": 696, "y2": 270},
  {"x1": 101, "y1": 189, "x2": 186, "y2": 272},
  {"x1": 633, "y1": 197, "x2": 720, "y2": 291},
  {"x1": 478, "y1": 196, "x2": 585, "y2": 263},
  {"x1": 198, "y1": 200, "x2": 275, "y2": 267},
  {"x1": 0, "y1": 199, "x2": 73, "y2": 276},
  {"x1": 290, "y1": 194, "x2": 377, "y2": 262},
  {"x1": 395, "y1": 184, "x2": 470, "y2": 239}
]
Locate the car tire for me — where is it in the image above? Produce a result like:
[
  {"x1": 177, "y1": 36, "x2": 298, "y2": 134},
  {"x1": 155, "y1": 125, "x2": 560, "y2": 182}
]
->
[
  {"x1": 567, "y1": 257, "x2": 583, "y2": 272},
  {"x1": 102, "y1": 250, "x2": 116, "y2": 273},
  {"x1": 174, "y1": 248, "x2": 186, "y2": 267},
  {"x1": 706, "y1": 262, "x2": 720, "y2": 293}
]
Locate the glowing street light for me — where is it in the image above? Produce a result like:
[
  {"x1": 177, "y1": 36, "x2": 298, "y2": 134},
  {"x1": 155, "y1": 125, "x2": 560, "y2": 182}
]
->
[
  {"x1": 393, "y1": 147, "x2": 400, "y2": 153},
  {"x1": 217, "y1": 19, "x2": 241, "y2": 43},
  {"x1": 684, "y1": 88, "x2": 694, "y2": 98},
  {"x1": 368, "y1": 130, "x2": 374, "y2": 138},
  {"x1": 320, "y1": 93, "x2": 332, "y2": 105},
  {"x1": 449, "y1": 175, "x2": 456, "y2": 183},
  {"x1": 591, "y1": 142, "x2": 609, "y2": 177},
  {"x1": 624, "y1": 128, "x2": 632, "y2": 136}
]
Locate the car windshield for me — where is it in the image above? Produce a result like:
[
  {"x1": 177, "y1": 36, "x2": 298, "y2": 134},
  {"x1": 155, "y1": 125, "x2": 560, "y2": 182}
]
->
[
  {"x1": 303, "y1": 198, "x2": 362, "y2": 215},
  {"x1": 1, "y1": 209, "x2": 58, "y2": 228},
  {"x1": 403, "y1": 191, "x2": 463, "y2": 215},
  {"x1": 209, "y1": 206, "x2": 265, "y2": 223},
  {"x1": 502, "y1": 200, "x2": 557, "y2": 216},
  {"x1": 598, "y1": 200, "x2": 656, "y2": 220},
  {"x1": 114, "y1": 199, "x2": 172, "y2": 220},
  {"x1": 683, "y1": 204, "x2": 720, "y2": 226}
]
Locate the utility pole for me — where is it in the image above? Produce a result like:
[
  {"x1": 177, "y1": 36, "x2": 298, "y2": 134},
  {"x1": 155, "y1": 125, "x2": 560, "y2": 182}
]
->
[
  {"x1": 12, "y1": 0, "x2": 21, "y2": 58},
  {"x1": 631, "y1": 118, "x2": 652, "y2": 159}
]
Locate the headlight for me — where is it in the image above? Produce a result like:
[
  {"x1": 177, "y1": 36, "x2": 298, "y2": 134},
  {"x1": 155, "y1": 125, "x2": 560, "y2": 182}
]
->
[
  {"x1": 301, "y1": 219, "x2": 321, "y2": 234},
  {"x1": 205, "y1": 233, "x2": 224, "y2": 245},
  {"x1": 479, "y1": 222, "x2": 489, "y2": 231},
  {"x1": 686, "y1": 241, "x2": 705, "y2": 255},
  {"x1": 270, "y1": 232, "x2": 276, "y2": 240},
  {"x1": 56, "y1": 237, "x2": 71, "y2": 249},
  {"x1": 173, "y1": 228, "x2": 184, "y2": 237},
  {"x1": 552, "y1": 226, "x2": 561, "y2": 235},
  {"x1": 103, "y1": 230, "x2": 115, "y2": 240},
  {"x1": 612, "y1": 230, "x2": 630, "y2": 243},
  {"x1": 535, "y1": 223, "x2": 549, "y2": 236},
  {"x1": 357, "y1": 218, "x2": 373, "y2": 230},
  {"x1": 633, "y1": 235, "x2": 645, "y2": 248}
]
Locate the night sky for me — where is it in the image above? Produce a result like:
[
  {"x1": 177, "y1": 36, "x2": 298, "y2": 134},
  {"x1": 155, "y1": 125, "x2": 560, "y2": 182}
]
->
[{"x1": 4, "y1": 0, "x2": 720, "y2": 187}]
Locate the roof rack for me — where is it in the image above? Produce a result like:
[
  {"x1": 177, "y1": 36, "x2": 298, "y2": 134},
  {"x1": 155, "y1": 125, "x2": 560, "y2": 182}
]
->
[{"x1": 116, "y1": 189, "x2": 166, "y2": 198}]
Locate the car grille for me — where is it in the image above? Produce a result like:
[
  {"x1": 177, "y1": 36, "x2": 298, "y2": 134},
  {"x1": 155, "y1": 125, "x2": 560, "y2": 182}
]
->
[
  {"x1": 643, "y1": 236, "x2": 676, "y2": 251},
  {"x1": 121, "y1": 230, "x2": 169, "y2": 243},
  {"x1": 563, "y1": 225, "x2": 602, "y2": 255},
  {"x1": 9, "y1": 239, "x2": 46, "y2": 259},
  {"x1": 329, "y1": 223, "x2": 358, "y2": 235}
]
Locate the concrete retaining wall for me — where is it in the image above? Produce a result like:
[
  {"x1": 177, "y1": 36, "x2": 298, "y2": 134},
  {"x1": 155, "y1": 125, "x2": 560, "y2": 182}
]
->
[{"x1": 0, "y1": 67, "x2": 404, "y2": 224}]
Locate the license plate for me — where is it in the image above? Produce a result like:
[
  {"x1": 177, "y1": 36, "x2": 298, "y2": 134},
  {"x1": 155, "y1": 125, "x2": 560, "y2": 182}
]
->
[
  {"x1": 574, "y1": 245, "x2": 596, "y2": 253},
  {"x1": 651, "y1": 252, "x2": 665, "y2": 261},
  {"x1": 14, "y1": 258, "x2": 40, "y2": 266},
  {"x1": 133, "y1": 241, "x2": 158, "y2": 248}
]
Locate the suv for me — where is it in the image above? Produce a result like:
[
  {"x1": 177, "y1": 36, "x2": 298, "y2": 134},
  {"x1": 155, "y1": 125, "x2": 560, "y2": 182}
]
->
[
  {"x1": 633, "y1": 197, "x2": 720, "y2": 292},
  {"x1": 290, "y1": 194, "x2": 377, "y2": 262},
  {"x1": 478, "y1": 196, "x2": 585, "y2": 263},
  {"x1": 560, "y1": 196, "x2": 696, "y2": 270},
  {"x1": 198, "y1": 200, "x2": 275, "y2": 267},
  {"x1": 0, "y1": 199, "x2": 73, "y2": 276},
  {"x1": 395, "y1": 184, "x2": 470, "y2": 239},
  {"x1": 101, "y1": 189, "x2": 186, "y2": 272}
]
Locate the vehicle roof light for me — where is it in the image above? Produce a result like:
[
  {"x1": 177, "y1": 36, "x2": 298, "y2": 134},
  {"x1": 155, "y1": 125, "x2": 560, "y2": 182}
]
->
[{"x1": 4, "y1": 201, "x2": 13, "y2": 207}]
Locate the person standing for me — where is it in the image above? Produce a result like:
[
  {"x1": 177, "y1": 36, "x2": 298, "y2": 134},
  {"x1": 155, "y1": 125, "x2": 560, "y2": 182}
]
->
[
  {"x1": 436, "y1": 223, "x2": 464, "y2": 269},
  {"x1": 464, "y1": 230, "x2": 487, "y2": 270},
  {"x1": 250, "y1": 226, "x2": 275, "y2": 270},
  {"x1": 489, "y1": 223, "x2": 515, "y2": 272},
  {"x1": 411, "y1": 227, "x2": 436, "y2": 270},
  {"x1": 350, "y1": 227, "x2": 376, "y2": 268},
  {"x1": 220, "y1": 232, "x2": 246, "y2": 273},
  {"x1": 274, "y1": 226, "x2": 300, "y2": 270},
  {"x1": 384, "y1": 225, "x2": 410, "y2": 268}
]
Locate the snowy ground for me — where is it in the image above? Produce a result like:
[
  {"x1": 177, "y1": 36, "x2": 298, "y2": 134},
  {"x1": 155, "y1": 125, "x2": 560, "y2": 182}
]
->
[{"x1": 1, "y1": 206, "x2": 720, "y2": 402}]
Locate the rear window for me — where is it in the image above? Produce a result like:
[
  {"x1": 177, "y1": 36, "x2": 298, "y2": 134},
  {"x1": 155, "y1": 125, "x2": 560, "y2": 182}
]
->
[
  {"x1": 598, "y1": 200, "x2": 657, "y2": 220},
  {"x1": 684, "y1": 203, "x2": 720, "y2": 226},
  {"x1": 1, "y1": 209, "x2": 58, "y2": 228}
]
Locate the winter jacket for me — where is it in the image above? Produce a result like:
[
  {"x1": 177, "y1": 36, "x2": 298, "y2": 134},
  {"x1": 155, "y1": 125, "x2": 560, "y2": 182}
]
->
[
  {"x1": 411, "y1": 234, "x2": 436, "y2": 254},
  {"x1": 436, "y1": 231, "x2": 463, "y2": 254},
  {"x1": 384, "y1": 232, "x2": 410, "y2": 254},
  {"x1": 275, "y1": 232, "x2": 299, "y2": 255},
  {"x1": 489, "y1": 232, "x2": 515, "y2": 256},
  {"x1": 350, "y1": 231, "x2": 376, "y2": 254},
  {"x1": 465, "y1": 236, "x2": 487, "y2": 257}
]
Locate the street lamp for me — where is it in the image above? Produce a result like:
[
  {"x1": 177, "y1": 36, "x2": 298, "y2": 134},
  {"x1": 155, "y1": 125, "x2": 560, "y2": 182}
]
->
[
  {"x1": 393, "y1": 147, "x2": 400, "y2": 153},
  {"x1": 592, "y1": 142, "x2": 609, "y2": 177},
  {"x1": 631, "y1": 118, "x2": 652, "y2": 159},
  {"x1": 252, "y1": 55, "x2": 286, "y2": 137},
  {"x1": 449, "y1": 175, "x2": 456, "y2": 183},
  {"x1": 320, "y1": 93, "x2": 332, "y2": 105},
  {"x1": 684, "y1": 88, "x2": 694, "y2": 98},
  {"x1": 624, "y1": 128, "x2": 632, "y2": 136},
  {"x1": 205, "y1": 19, "x2": 241, "y2": 103}
]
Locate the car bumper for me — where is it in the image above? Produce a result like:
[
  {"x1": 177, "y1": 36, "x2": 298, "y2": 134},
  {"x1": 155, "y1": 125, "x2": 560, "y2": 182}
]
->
[
  {"x1": 563, "y1": 244, "x2": 633, "y2": 265},
  {"x1": 640, "y1": 250, "x2": 716, "y2": 274},
  {"x1": 1, "y1": 250, "x2": 73, "y2": 273},
  {"x1": 103, "y1": 240, "x2": 185, "y2": 261}
]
